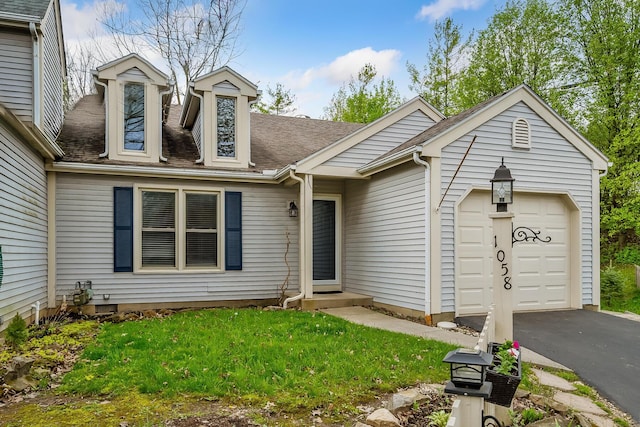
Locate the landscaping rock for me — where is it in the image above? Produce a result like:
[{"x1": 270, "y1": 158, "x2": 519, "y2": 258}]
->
[
  {"x1": 4, "y1": 356, "x2": 37, "y2": 392},
  {"x1": 386, "y1": 388, "x2": 426, "y2": 413},
  {"x1": 365, "y1": 408, "x2": 401, "y2": 427},
  {"x1": 528, "y1": 415, "x2": 570, "y2": 427},
  {"x1": 553, "y1": 391, "x2": 607, "y2": 416},
  {"x1": 533, "y1": 369, "x2": 576, "y2": 391},
  {"x1": 577, "y1": 413, "x2": 617, "y2": 427}
]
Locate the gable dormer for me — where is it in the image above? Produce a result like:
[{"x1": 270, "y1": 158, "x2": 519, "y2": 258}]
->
[
  {"x1": 180, "y1": 67, "x2": 259, "y2": 169},
  {"x1": 93, "y1": 54, "x2": 172, "y2": 163}
]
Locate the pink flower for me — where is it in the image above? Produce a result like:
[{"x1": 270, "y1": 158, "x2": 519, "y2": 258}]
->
[{"x1": 513, "y1": 340, "x2": 520, "y2": 349}]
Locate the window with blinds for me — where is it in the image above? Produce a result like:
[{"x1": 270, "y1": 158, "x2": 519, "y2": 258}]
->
[
  {"x1": 137, "y1": 187, "x2": 222, "y2": 271},
  {"x1": 141, "y1": 190, "x2": 176, "y2": 267},
  {"x1": 185, "y1": 193, "x2": 218, "y2": 267}
]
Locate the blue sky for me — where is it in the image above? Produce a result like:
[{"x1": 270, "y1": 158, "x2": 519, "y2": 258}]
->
[{"x1": 61, "y1": 0, "x2": 507, "y2": 118}]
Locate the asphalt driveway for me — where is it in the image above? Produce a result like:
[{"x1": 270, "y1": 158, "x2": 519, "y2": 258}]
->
[{"x1": 458, "y1": 310, "x2": 640, "y2": 423}]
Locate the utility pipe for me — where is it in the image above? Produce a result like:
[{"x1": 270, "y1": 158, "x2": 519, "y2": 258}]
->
[
  {"x1": 31, "y1": 300, "x2": 41, "y2": 326},
  {"x1": 158, "y1": 82, "x2": 174, "y2": 162},
  {"x1": 188, "y1": 85, "x2": 205, "y2": 164},
  {"x1": 413, "y1": 150, "x2": 432, "y2": 321},
  {"x1": 93, "y1": 76, "x2": 109, "y2": 158},
  {"x1": 283, "y1": 168, "x2": 305, "y2": 308}
]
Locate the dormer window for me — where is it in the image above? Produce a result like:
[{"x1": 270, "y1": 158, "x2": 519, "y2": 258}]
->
[
  {"x1": 180, "y1": 66, "x2": 258, "y2": 169},
  {"x1": 93, "y1": 54, "x2": 172, "y2": 163},
  {"x1": 216, "y1": 96, "x2": 236, "y2": 158},
  {"x1": 124, "y1": 82, "x2": 145, "y2": 151}
]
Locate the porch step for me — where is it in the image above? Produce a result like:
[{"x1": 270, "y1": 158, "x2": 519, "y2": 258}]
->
[{"x1": 300, "y1": 292, "x2": 374, "y2": 310}]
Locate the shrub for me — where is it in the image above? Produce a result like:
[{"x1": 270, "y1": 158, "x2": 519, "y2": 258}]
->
[
  {"x1": 5, "y1": 313, "x2": 28, "y2": 349},
  {"x1": 601, "y1": 267, "x2": 625, "y2": 307},
  {"x1": 614, "y1": 246, "x2": 640, "y2": 265}
]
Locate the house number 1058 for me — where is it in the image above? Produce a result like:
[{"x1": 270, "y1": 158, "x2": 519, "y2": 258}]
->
[{"x1": 494, "y1": 236, "x2": 512, "y2": 290}]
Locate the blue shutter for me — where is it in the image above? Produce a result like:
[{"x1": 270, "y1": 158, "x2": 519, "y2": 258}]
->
[
  {"x1": 225, "y1": 192, "x2": 242, "y2": 270},
  {"x1": 114, "y1": 187, "x2": 133, "y2": 272}
]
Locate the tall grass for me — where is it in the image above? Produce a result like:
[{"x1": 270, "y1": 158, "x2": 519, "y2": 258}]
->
[
  {"x1": 61, "y1": 309, "x2": 455, "y2": 412},
  {"x1": 601, "y1": 265, "x2": 640, "y2": 314}
]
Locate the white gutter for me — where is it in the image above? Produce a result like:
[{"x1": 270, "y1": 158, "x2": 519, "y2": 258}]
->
[
  {"x1": 600, "y1": 162, "x2": 613, "y2": 178},
  {"x1": 357, "y1": 145, "x2": 417, "y2": 175},
  {"x1": 412, "y1": 151, "x2": 431, "y2": 318},
  {"x1": 188, "y1": 85, "x2": 205, "y2": 164},
  {"x1": 29, "y1": 22, "x2": 41, "y2": 129},
  {"x1": 283, "y1": 168, "x2": 305, "y2": 308},
  {"x1": 247, "y1": 91, "x2": 261, "y2": 168},
  {"x1": 93, "y1": 75, "x2": 109, "y2": 158},
  {"x1": 158, "y1": 82, "x2": 174, "y2": 162},
  {"x1": 47, "y1": 161, "x2": 280, "y2": 183}
]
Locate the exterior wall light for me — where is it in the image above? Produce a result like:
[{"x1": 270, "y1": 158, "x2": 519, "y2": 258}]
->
[
  {"x1": 288, "y1": 201, "x2": 298, "y2": 218},
  {"x1": 491, "y1": 158, "x2": 515, "y2": 212}
]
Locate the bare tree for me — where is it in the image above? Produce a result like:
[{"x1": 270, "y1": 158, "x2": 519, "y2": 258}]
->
[
  {"x1": 65, "y1": 42, "x2": 100, "y2": 109},
  {"x1": 98, "y1": 0, "x2": 245, "y2": 104}
]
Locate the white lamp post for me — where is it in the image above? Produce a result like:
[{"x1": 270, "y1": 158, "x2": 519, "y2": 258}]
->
[{"x1": 490, "y1": 158, "x2": 515, "y2": 343}]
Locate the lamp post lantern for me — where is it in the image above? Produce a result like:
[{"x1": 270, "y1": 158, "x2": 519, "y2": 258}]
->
[{"x1": 490, "y1": 158, "x2": 514, "y2": 212}]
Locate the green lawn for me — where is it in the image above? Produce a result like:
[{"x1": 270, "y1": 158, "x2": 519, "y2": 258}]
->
[{"x1": 59, "y1": 308, "x2": 455, "y2": 418}]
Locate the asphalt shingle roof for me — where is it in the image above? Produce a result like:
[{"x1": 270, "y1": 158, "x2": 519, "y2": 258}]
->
[
  {"x1": 0, "y1": 0, "x2": 51, "y2": 19},
  {"x1": 55, "y1": 94, "x2": 364, "y2": 172}
]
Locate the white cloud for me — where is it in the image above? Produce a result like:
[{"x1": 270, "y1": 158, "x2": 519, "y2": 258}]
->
[
  {"x1": 417, "y1": 0, "x2": 487, "y2": 21},
  {"x1": 282, "y1": 47, "x2": 402, "y2": 91},
  {"x1": 61, "y1": 0, "x2": 125, "y2": 42}
]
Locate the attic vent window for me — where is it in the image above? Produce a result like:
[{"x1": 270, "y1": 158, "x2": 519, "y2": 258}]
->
[{"x1": 512, "y1": 118, "x2": 531, "y2": 149}]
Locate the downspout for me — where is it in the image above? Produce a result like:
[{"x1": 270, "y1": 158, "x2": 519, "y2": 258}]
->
[
  {"x1": 247, "y1": 93, "x2": 261, "y2": 168},
  {"x1": 93, "y1": 76, "x2": 109, "y2": 158},
  {"x1": 29, "y1": 22, "x2": 41, "y2": 128},
  {"x1": 283, "y1": 167, "x2": 305, "y2": 308},
  {"x1": 158, "y1": 82, "x2": 174, "y2": 162},
  {"x1": 413, "y1": 150, "x2": 432, "y2": 323},
  {"x1": 189, "y1": 85, "x2": 205, "y2": 164}
]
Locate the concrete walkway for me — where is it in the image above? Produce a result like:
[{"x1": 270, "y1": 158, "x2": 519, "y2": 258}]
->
[{"x1": 321, "y1": 306, "x2": 567, "y2": 370}]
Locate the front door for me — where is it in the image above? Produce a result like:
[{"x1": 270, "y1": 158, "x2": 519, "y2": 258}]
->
[{"x1": 313, "y1": 195, "x2": 341, "y2": 292}]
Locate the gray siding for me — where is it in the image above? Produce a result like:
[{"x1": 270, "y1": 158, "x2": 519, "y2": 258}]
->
[
  {"x1": 0, "y1": 29, "x2": 33, "y2": 122},
  {"x1": 324, "y1": 111, "x2": 435, "y2": 168},
  {"x1": 55, "y1": 174, "x2": 300, "y2": 305},
  {"x1": 40, "y1": 6, "x2": 65, "y2": 141},
  {"x1": 193, "y1": 110, "x2": 202, "y2": 155},
  {"x1": 0, "y1": 122, "x2": 49, "y2": 330},
  {"x1": 438, "y1": 101, "x2": 594, "y2": 312},
  {"x1": 344, "y1": 163, "x2": 426, "y2": 311}
]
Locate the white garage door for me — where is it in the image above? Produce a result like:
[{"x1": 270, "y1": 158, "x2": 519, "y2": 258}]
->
[{"x1": 456, "y1": 191, "x2": 571, "y2": 315}]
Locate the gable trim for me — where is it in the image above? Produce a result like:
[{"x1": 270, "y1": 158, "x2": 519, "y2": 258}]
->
[
  {"x1": 294, "y1": 97, "x2": 444, "y2": 174},
  {"x1": 420, "y1": 86, "x2": 608, "y2": 170}
]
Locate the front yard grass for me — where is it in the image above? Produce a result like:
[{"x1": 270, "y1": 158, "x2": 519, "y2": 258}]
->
[{"x1": 38, "y1": 308, "x2": 455, "y2": 424}]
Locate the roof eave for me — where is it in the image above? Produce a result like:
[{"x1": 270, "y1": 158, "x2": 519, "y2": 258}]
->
[{"x1": 0, "y1": 103, "x2": 64, "y2": 159}]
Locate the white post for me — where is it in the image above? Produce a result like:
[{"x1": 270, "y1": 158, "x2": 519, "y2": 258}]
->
[
  {"x1": 490, "y1": 212, "x2": 514, "y2": 343},
  {"x1": 455, "y1": 396, "x2": 484, "y2": 427}
]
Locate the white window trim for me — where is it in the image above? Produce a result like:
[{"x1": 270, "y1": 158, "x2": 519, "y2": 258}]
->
[{"x1": 134, "y1": 183, "x2": 224, "y2": 273}]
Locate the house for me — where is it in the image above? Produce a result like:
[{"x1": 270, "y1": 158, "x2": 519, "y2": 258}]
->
[
  {"x1": 0, "y1": 0, "x2": 65, "y2": 329},
  {"x1": 0, "y1": 0, "x2": 609, "y2": 331}
]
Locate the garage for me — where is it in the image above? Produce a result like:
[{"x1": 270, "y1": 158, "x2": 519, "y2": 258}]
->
[{"x1": 455, "y1": 190, "x2": 576, "y2": 316}]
